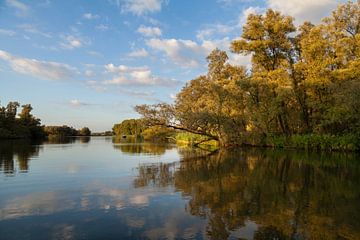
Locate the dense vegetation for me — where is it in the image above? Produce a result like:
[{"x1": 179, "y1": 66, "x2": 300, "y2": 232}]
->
[
  {"x1": 112, "y1": 119, "x2": 145, "y2": 136},
  {"x1": 0, "y1": 102, "x2": 45, "y2": 139},
  {"x1": 0, "y1": 101, "x2": 92, "y2": 139},
  {"x1": 135, "y1": 1, "x2": 360, "y2": 150},
  {"x1": 44, "y1": 126, "x2": 91, "y2": 137}
]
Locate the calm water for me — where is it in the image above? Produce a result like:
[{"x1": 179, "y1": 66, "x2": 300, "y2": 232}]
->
[{"x1": 0, "y1": 137, "x2": 359, "y2": 240}]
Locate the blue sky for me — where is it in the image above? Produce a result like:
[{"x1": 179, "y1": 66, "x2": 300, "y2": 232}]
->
[{"x1": 0, "y1": 0, "x2": 345, "y2": 131}]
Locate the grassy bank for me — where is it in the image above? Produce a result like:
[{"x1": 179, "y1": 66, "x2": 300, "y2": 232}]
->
[
  {"x1": 175, "y1": 132, "x2": 219, "y2": 150},
  {"x1": 176, "y1": 132, "x2": 360, "y2": 152},
  {"x1": 260, "y1": 134, "x2": 360, "y2": 152}
]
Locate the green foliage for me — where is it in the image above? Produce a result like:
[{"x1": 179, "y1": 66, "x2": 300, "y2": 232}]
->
[
  {"x1": 265, "y1": 134, "x2": 360, "y2": 151},
  {"x1": 44, "y1": 125, "x2": 78, "y2": 136},
  {"x1": 78, "y1": 127, "x2": 91, "y2": 136},
  {"x1": 43, "y1": 125, "x2": 91, "y2": 137},
  {"x1": 142, "y1": 126, "x2": 175, "y2": 142},
  {"x1": 0, "y1": 101, "x2": 45, "y2": 139},
  {"x1": 112, "y1": 119, "x2": 145, "y2": 136},
  {"x1": 176, "y1": 132, "x2": 219, "y2": 148}
]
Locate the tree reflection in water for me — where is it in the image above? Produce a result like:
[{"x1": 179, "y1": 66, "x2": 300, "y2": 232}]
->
[
  {"x1": 133, "y1": 148, "x2": 360, "y2": 239},
  {"x1": 0, "y1": 137, "x2": 91, "y2": 175},
  {"x1": 112, "y1": 137, "x2": 174, "y2": 156},
  {"x1": 0, "y1": 140, "x2": 41, "y2": 175}
]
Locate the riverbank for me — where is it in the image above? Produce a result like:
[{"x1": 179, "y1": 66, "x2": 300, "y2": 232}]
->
[{"x1": 174, "y1": 132, "x2": 360, "y2": 152}]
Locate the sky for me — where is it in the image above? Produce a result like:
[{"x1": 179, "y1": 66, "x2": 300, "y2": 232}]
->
[{"x1": 0, "y1": 0, "x2": 346, "y2": 132}]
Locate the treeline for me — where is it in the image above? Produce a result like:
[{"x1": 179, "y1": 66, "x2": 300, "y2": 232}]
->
[
  {"x1": 0, "y1": 101, "x2": 91, "y2": 139},
  {"x1": 112, "y1": 119, "x2": 175, "y2": 142},
  {"x1": 0, "y1": 102, "x2": 45, "y2": 139},
  {"x1": 135, "y1": 1, "x2": 360, "y2": 150},
  {"x1": 44, "y1": 126, "x2": 91, "y2": 137}
]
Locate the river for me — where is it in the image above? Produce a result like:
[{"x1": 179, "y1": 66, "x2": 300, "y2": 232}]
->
[{"x1": 0, "y1": 137, "x2": 359, "y2": 239}]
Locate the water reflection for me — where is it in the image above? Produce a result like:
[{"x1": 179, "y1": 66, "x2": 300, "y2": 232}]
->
[
  {"x1": 0, "y1": 140, "x2": 41, "y2": 174},
  {"x1": 0, "y1": 138, "x2": 359, "y2": 239},
  {"x1": 45, "y1": 136, "x2": 91, "y2": 144},
  {"x1": 112, "y1": 137, "x2": 173, "y2": 156},
  {"x1": 134, "y1": 148, "x2": 360, "y2": 239}
]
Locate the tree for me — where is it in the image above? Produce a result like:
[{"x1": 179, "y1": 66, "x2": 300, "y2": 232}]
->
[
  {"x1": 0, "y1": 102, "x2": 45, "y2": 139},
  {"x1": 112, "y1": 119, "x2": 146, "y2": 136},
  {"x1": 231, "y1": 9, "x2": 296, "y2": 136},
  {"x1": 135, "y1": 1, "x2": 360, "y2": 148},
  {"x1": 78, "y1": 127, "x2": 91, "y2": 136}
]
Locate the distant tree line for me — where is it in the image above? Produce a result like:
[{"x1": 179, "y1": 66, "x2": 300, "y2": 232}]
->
[
  {"x1": 135, "y1": 1, "x2": 360, "y2": 149},
  {"x1": 0, "y1": 101, "x2": 92, "y2": 139},
  {"x1": 44, "y1": 126, "x2": 91, "y2": 137},
  {"x1": 112, "y1": 119, "x2": 175, "y2": 142}
]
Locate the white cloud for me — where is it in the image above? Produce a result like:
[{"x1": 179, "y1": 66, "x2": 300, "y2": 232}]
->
[
  {"x1": 69, "y1": 99, "x2": 91, "y2": 107},
  {"x1": 228, "y1": 53, "x2": 252, "y2": 68},
  {"x1": 128, "y1": 48, "x2": 149, "y2": 57},
  {"x1": 95, "y1": 24, "x2": 109, "y2": 31},
  {"x1": 83, "y1": 13, "x2": 100, "y2": 19},
  {"x1": 217, "y1": 0, "x2": 252, "y2": 5},
  {"x1": 17, "y1": 24, "x2": 52, "y2": 38},
  {"x1": 196, "y1": 24, "x2": 234, "y2": 41},
  {"x1": 137, "y1": 26, "x2": 162, "y2": 37},
  {"x1": 170, "y1": 93, "x2": 176, "y2": 100},
  {"x1": 121, "y1": 0, "x2": 165, "y2": 16},
  {"x1": 6, "y1": 0, "x2": 29, "y2": 16},
  {"x1": 85, "y1": 70, "x2": 94, "y2": 77},
  {"x1": 267, "y1": 0, "x2": 341, "y2": 24},
  {"x1": 60, "y1": 35, "x2": 86, "y2": 49},
  {"x1": 0, "y1": 29, "x2": 16, "y2": 37},
  {"x1": 146, "y1": 38, "x2": 230, "y2": 68},
  {"x1": 103, "y1": 63, "x2": 180, "y2": 87},
  {"x1": 119, "y1": 89, "x2": 154, "y2": 97},
  {"x1": 239, "y1": 6, "x2": 264, "y2": 26},
  {"x1": 87, "y1": 51, "x2": 103, "y2": 57},
  {"x1": 0, "y1": 49, "x2": 77, "y2": 80}
]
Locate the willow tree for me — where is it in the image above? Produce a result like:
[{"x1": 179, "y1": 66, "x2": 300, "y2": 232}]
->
[
  {"x1": 231, "y1": 9, "x2": 300, "y2": 136},
  {"x1": 136, "y1": 49, "x2": 248, "y2": 146},
  {"x1": 298, "y1": 0, "x2": 360, "y2": 134},
  {"x1": 136, "y1": 1, "x2": 360, "y2": 148}
]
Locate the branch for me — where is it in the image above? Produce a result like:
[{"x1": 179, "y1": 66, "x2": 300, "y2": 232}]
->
[{"x1": 164, "y1": 124, "x2": 219, "y2": 140}]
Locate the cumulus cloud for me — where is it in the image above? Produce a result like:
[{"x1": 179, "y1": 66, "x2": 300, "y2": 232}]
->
[
  {"x1": 0, "y1": 29, "x2": 16, "y2": 37},
  {"x1": 60, "y1": 35, "x2": 86, "y2": 49},
  {"x1": 103, "y1": 63, "x2": 180, "y2": 87},
  {"x1": 0, "y1": 49, "x2": 77, "y2": 80},
  {"x1": 239, "y1": 6, "x2": 264, "y2": 25},
  {"x1": 267, "y1": 0, "x2": 342, "y2": 24},
  {"x1": 121, "y1": 0, "x2": 165, "y2": 15},
  {"x1": 228, "y1": 53, "x2": 252, "y2": 68},
  {"x1": 137, "y1": 26, "x2": 162, "y2": 37},
  {"x1": 83, "y1": 13, "x2": 100, "y2": 19},
  {"x1": 146, "y1": 38, "x2": 230, "y2": 68},
  {"x1": 128, "y1": 48, "x2": 149, "y2": 57}
]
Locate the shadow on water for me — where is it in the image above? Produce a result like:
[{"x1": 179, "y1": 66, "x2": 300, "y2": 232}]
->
[{"x1": 133, "y1": 148, "x2": 360, "y2": 239}]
